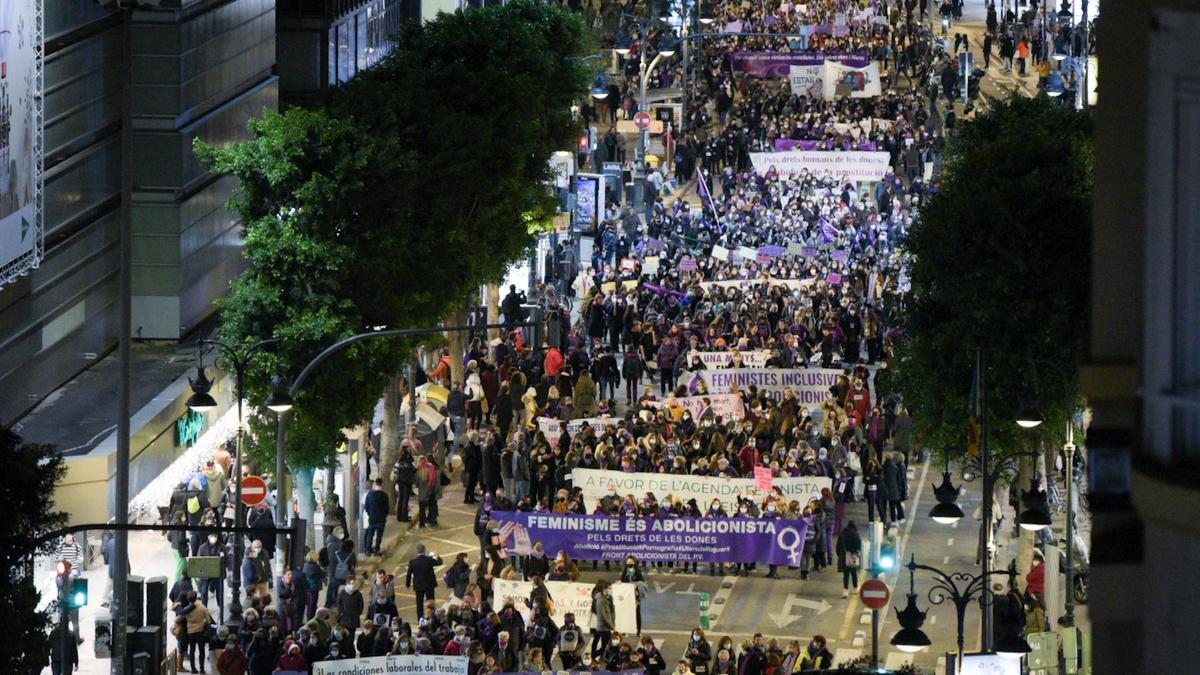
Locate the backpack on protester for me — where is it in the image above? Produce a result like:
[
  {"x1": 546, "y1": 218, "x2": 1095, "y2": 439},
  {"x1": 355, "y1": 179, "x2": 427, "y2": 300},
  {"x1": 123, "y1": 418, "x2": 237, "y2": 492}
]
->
[{"x1": 333, "y1": 550, "x2": 350, "y2": 582}]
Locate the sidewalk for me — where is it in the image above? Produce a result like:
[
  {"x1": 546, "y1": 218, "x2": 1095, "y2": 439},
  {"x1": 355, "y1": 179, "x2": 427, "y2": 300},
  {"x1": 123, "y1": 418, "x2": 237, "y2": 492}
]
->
[{"x1": 51, "y1": 509, "x2": 418, "y2": 674}]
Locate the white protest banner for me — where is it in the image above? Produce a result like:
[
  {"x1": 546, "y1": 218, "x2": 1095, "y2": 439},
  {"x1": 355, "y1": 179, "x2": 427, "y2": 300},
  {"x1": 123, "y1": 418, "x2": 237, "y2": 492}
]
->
[
  {"x1": 686, "y1": 367, "x2": 876, "y2": 406},
  {"x1": 688, "y1": 351, "x2": 773, "y2": 369},
  {"x1": 788, "y1": 64, "x2": 824, "y2": 95},
  {"x1": 491, "y1": 579, "x2": 637, "y2": 634},
  {"x1": 572, "y1": 468, "x2": 830, "y2": 514},
  {"x1": 711, "y1": 244, "x2": 730, "y2": 261},
  {"x1": 538, "y1": 416, "x2": 624, "y2": 446},
  {"x1": 749, "y1": 150, "x2": 891, "y2": 181},
  {"x1": 611, "y1": 582, "x2": 640, "y2": 634},
  {"x1": 642, "y1": 256, "x2": 660, "y2": 276},
  {"x1": 738, "y1": 245, "x2": 759, "y2": 262},
  {"x1": 822, "y1": 60, "x2": 883, "y2": 100},
  {"x1": 314, "y1": 654, "x2": 468, "y2": 675},
  {"x1": 645, "y1": 393, "x2": 746, "y2": 421}
]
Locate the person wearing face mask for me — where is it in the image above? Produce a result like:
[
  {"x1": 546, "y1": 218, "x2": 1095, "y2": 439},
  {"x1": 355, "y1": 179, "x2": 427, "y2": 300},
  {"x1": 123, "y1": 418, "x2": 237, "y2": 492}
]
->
[
  {"x1": 797, "y1": 635, "x2": 832, "y2": 671},
  {"x1": 194, "y1": 531, "x2": 223, "y2": 607},
  {"x1": 601, "y1": 631, "x2": 629, "y2": 671},
  {"x1": 711, "y1": 648, "x2": 737, "y2": 675},
  {"x1": 300, "y1": 550, "x2": 326, "y2": 620},
  {"x1": 392, "y1": 633, "x2": 415, "y2": 655},
  {"x1": 490, "y1": 630, "x2": 520, "y2": 671},
  {"x1": 620, "y1": 556, "x2": 647, "y2": 634},
  {"x1": 557, "y1": 611, "x2": 585, "y2": 669},
  {"x1": 590, "y1": 581, "x2": 616, "y2": 659},
  {"x1": 241, "y1": 540, "x2": 271, "y2": 603},
  {"x1": 685, "y1": 627, "x2": 712, "y2": 675}
]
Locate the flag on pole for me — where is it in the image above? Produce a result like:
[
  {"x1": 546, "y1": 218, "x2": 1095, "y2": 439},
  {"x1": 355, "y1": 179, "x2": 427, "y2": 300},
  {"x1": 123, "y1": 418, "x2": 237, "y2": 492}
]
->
[
  {"x1": 967, "y1": 351, "x2": 981, "y2": 459},
  {"x1": 695, "y1": 166, "x2": 719, "y2": 223}
]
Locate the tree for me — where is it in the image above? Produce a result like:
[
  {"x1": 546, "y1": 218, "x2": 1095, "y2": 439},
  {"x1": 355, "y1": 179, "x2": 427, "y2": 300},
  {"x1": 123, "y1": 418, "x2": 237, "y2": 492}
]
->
[
  {"x1": 196, "y1": 109, "x2": 413, "y2": 532},
  {"x1": 895, "y1": 93, "x2": 1092, "y2": 457},
  {"x1": 323, "y1": 0, "x2": 588, "y2": 484},
  {"x1": 198, "y1": 0, "x2": 588, "y2": 516},
  {"x1": 894, "y1": 94, "x2": 1091, "y2": 577},
  {"x1": 0, "y1": 428, "x2": 68, "y2": 672}
]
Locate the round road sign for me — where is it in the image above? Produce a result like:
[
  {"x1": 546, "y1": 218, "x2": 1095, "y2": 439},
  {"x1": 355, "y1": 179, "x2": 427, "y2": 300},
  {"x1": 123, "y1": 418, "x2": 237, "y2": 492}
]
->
[
  {"x1": 240, "y1": 475, "x2": 269, "y2": 507},
  {"x1": 859, "y1": 578, "x2": 891, "y2": 610},
  {"x1": 634, "y1": 112, "x2": 652, "y2": 130}
]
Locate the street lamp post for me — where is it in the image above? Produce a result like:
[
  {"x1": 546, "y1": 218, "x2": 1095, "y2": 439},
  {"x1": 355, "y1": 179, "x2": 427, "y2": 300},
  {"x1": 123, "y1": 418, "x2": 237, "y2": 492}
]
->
[
  {"x1": 891, "y1": 554, "x2": 1030, "y2": 667},
  {"x1": 927, "y1": 348, "x2": 1044, "y2": 652},
  {"x1": 1063, "y1": 420, "x2": 1077, "y2": 626},
  {"x1": 186, "y1": 338, "x2": 280, "y2": 623}
]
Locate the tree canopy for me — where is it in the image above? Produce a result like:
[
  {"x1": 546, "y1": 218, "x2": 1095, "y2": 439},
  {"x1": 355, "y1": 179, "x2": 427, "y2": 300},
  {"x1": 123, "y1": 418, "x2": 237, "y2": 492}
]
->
[
  {"x1": 197, "y1": 108, "x2": 410, "y2": 470},
  {"x1": 894, "y1": 93, "x2": 1093, "y2": 455},
  {"x1": 197, "y1": 0, "x2": 588, "y2": 471},
  {"x1": 0, "y1": 429, "x2": 67, "y2": 672}
]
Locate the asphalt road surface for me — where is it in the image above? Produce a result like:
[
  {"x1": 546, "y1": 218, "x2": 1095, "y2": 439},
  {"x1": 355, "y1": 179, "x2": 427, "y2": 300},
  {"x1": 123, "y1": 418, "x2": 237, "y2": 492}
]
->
[{"x1": 381, "y1": 459, "x2": 1000, "y2": 672}]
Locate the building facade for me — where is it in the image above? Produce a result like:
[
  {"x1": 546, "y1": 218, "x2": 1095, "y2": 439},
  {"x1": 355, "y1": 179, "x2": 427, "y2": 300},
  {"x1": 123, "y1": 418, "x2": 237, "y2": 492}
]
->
[
  {"x1": 0, "y1": 0, "x2": 278, "y2": 426},
  {"x1": 1087, "y1": 0, "x2": 1200, "y2": 672}
]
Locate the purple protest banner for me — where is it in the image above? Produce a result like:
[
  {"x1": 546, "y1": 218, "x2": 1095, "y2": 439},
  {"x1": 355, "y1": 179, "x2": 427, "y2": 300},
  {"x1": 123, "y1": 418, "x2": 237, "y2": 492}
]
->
[
  {"x1": 494, "y1": 512, "x2": 811, "y2": 566},
  {"x1": 758, "y1": 245, "x2": 787, "y2": 258},
  {"x1": 774, "y1": 139, "x2": 821, "y2": 152},
  {"x1": 831, "y1": 249, "x2": 850, "y2": 262},
  {"x1": 727, "y1": 50, "x2": 870, "y2": 78},
  {"x1": 802, "y1": 246, "x2": 819, "y2": 258},
  {"x1": 680, "y1": 257, "x2": 699, "y2": 272},
  {"x1": 827, "y1": 273, "x2": 843, "y2": 285}
]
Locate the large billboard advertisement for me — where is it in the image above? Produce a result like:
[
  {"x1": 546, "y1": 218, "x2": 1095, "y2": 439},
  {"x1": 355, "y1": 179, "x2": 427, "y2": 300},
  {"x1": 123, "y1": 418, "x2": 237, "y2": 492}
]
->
[{"x1": 0, "y1": 0, "x2": 41, "y2": 287}]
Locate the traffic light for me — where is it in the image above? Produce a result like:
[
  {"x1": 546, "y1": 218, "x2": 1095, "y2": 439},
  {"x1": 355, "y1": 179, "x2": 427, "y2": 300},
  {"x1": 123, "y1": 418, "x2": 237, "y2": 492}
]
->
[
  {"x1": 69, "y1": 577, "x2": 89, "y2": 609},
  {"x1": 878, "y1": 543, "x2": 896, "y2": 572}
]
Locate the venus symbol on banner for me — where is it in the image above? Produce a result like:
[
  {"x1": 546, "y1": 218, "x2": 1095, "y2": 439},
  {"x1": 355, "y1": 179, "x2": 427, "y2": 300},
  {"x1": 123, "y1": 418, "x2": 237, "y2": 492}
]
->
[{"x1": 776, "y1": 526, "x2": 805, "y2": 566}]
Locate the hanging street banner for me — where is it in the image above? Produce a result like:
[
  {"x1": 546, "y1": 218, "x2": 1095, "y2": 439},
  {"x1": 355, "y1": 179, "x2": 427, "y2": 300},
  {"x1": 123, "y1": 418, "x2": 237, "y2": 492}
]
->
[
  {"x1": 571, "y1": 468, "x2": 830, "y2": 514},
  {"x1": 749, "y1": 150, "x2": 891, "y2": 181},
  {"x1": 0, "y1": 0, "x2": 42, "y2": 286},
  {"x1": 728, "y1": 50, "x2": 870, "y2": 78},
  {"x1": 687, "y1": 367, "x2": 876, "y2": 406},
  {"x1": 314, "y1": 655, "x2": 468, "y2": 675},
  {"x1": 491, "y1": 579, "x2": 639, "y2": 634},
  {"x1": 492, "y1": 511, "x2": 812, "y2": 566}
]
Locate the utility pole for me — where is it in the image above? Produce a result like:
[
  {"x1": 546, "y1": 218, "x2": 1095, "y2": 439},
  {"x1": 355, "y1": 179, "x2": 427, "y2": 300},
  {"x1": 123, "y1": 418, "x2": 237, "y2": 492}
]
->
[
  {"x1": 111, "y1": 8, "x2": 134, "y2": 671},
  {"x1": 978, "y1": 348, "x2": 994, "y2": 652}
]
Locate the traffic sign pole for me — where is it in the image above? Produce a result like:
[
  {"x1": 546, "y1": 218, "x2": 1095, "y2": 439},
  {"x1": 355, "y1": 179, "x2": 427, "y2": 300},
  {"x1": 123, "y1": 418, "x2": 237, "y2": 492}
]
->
[{"x1": 860, "y1": 577, "x2": 891, "y2": 670}]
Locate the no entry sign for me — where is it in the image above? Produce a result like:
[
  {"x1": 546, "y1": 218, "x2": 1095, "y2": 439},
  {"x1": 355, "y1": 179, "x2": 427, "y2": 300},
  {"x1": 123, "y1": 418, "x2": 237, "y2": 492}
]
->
[
  {"x1": 240, "y1": 475, "x2": 269, "y2": 507},
  {"x1": 634, "y1": 112, "x2": 652, "y2": 130},
  {"x1": 859, "y1": 578, "x2": 891, "y2": 610}
]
